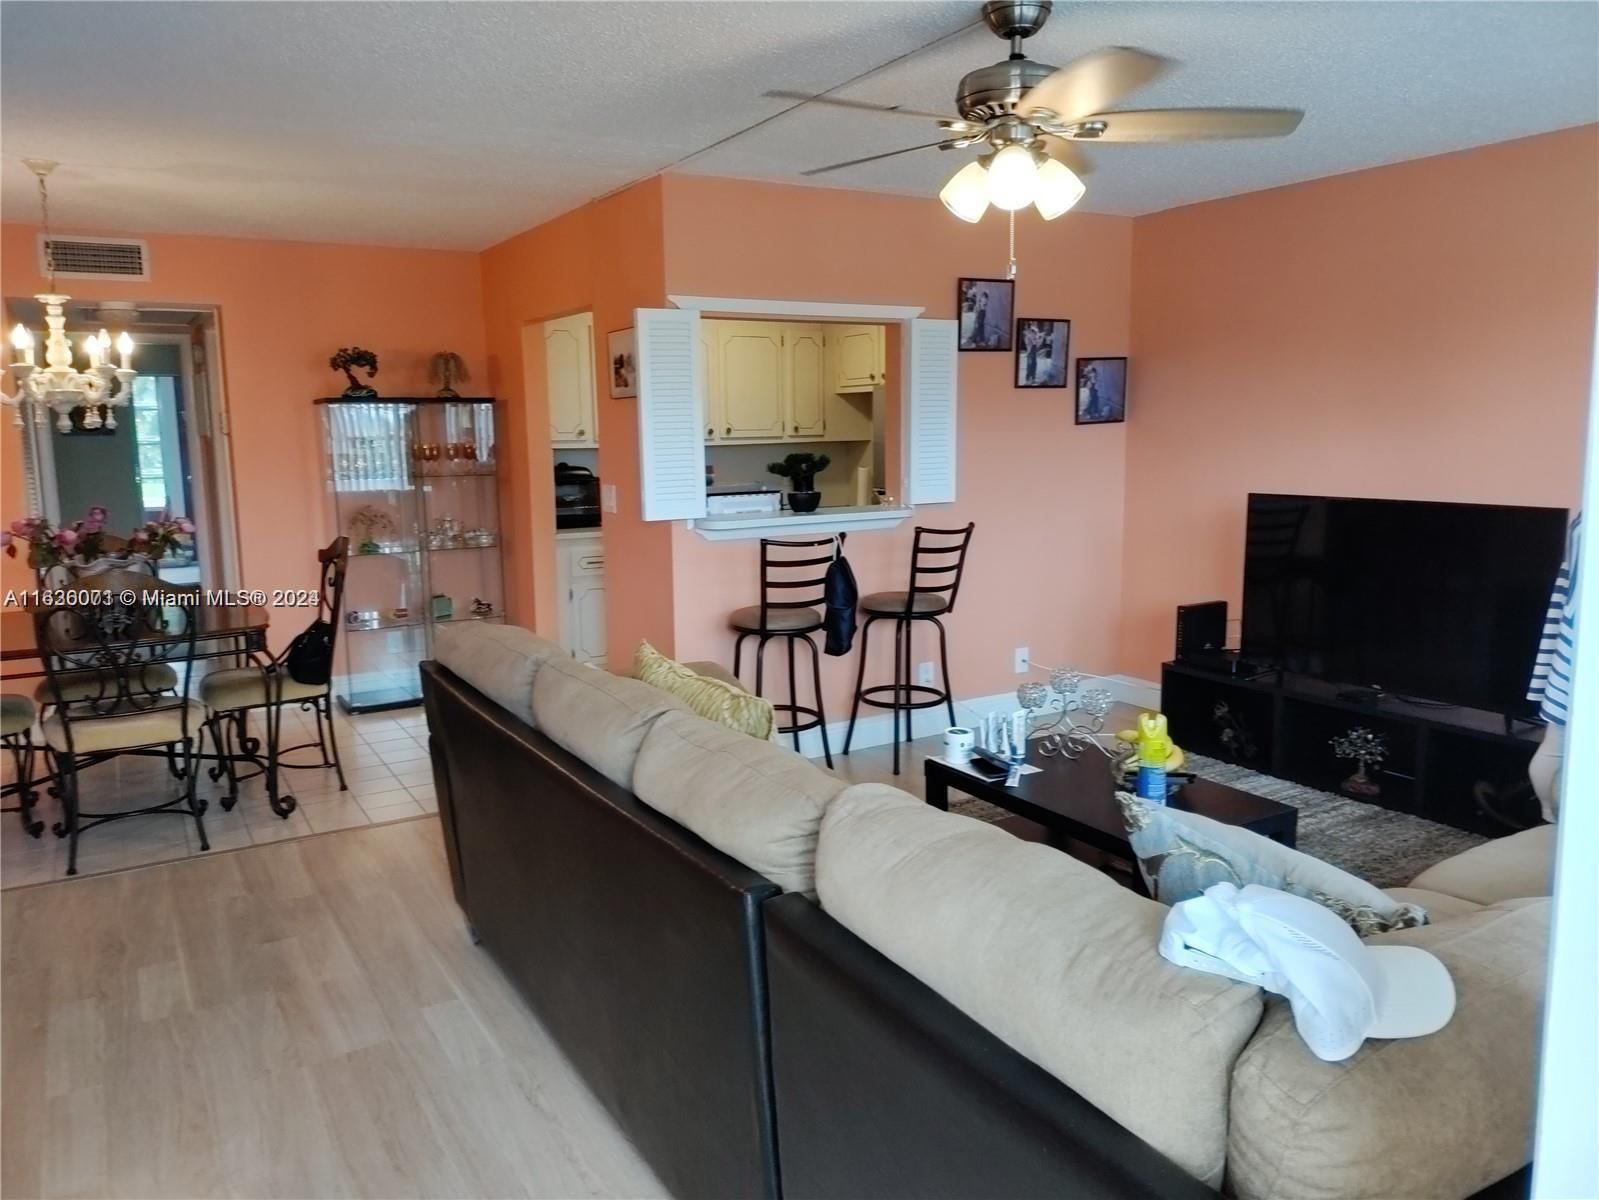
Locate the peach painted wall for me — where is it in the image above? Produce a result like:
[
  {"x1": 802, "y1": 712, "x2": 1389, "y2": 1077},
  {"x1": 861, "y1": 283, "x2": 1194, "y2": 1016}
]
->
[
  {"x1": 1, "y1": 224, "x2": 484, "y2": 645},
  {"x1": 1121, "y1": 126, "x2": 1599, "y2": 680},
  {"x1": 477, "y1": 178, "x2": 676, "y2": 651},
  {"x1": 659, "y1": 175, "x2": 1135, "y2": 721}
]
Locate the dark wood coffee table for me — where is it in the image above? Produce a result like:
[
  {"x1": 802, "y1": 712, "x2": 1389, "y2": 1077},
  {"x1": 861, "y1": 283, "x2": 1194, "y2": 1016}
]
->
[{"x1": 924, "y1": 746, "x2": 1297, "y2": 891}]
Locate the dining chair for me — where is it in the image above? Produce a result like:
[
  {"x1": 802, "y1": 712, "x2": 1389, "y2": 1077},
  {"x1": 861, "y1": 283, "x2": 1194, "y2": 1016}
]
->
[
  {"x1": 34, "y1": 570, "x2": 209, "y2": 875},
  {"x1": 1, "y1": 694, "x2": 44, "y2": 838},
  {"x1": 201, "y1": 537, "x2": 350, "y2": 817}
]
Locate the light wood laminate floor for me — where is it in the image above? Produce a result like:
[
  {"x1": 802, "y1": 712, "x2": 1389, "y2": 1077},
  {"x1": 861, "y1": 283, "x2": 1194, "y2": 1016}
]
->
[{"x1": 1, "y1": 816, "x2": 665, "y2": 1199}]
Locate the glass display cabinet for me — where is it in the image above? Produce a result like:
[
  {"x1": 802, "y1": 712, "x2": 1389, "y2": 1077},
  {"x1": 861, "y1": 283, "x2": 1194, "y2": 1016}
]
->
[{"x1": 318, "y1": 396, "x2": 503, "y2": 712}]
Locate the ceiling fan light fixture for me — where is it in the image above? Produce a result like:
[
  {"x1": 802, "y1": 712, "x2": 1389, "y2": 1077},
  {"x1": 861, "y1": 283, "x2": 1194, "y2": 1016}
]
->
[
  {"x1": 1033, "y1": 158, "x2": 1085, "y2": 219},
  {"x1": 984, "y1": 143, "x2": 1038, "y2": 211},
  {"x1": 939, "y1": 160, "x2": 991, "y2": 223}
]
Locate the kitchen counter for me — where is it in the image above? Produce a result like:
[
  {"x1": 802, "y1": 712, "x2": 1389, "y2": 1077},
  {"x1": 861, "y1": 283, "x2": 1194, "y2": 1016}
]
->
[
  {"x1": 556, "y1": 527, "x2": 602, "y2": 541},
  {"x1": 689, "y1": 504, "x2": 913, "y2": 541}
]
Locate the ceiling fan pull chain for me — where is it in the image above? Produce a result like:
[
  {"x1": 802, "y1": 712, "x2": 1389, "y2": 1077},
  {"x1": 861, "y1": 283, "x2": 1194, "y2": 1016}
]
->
[{"x1": 1007, "y1": 209, "x2": 1017, "y2": 280}]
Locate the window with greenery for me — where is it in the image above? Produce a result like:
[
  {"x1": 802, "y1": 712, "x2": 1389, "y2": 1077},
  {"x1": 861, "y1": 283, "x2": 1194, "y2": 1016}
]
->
[{"x1": 131, "y1": 376, "x2": 168, "y2": 511}]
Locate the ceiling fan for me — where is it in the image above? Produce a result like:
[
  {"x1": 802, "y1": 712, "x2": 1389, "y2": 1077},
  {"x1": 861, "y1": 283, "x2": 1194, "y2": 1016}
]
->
[{"x1": 769, "y1": 0, "x2": 1303, "y2": 222}]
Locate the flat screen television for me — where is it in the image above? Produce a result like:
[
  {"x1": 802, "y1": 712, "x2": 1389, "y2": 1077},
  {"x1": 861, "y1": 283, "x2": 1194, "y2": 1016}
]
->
[{"x1": 1239, "y1": 494, "x2": 1568, "y2": 715}]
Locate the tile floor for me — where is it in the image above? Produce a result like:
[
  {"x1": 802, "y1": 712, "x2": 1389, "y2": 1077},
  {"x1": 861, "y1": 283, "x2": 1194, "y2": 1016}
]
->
[{"x1": 1, "y1": 704, "x2": 437, "y2": 887}]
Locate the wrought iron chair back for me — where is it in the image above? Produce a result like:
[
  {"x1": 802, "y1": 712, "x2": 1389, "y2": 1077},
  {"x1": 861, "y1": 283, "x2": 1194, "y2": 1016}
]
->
[
  {"x1": 34, "y1": 569, "x2": 202, "y2": 753},
  {"x1": 900, "y1": 523, "x2": 976, "y2": 615},
  {"x1": 757, "y1": 536, "x2": 834, "y2": 630}
]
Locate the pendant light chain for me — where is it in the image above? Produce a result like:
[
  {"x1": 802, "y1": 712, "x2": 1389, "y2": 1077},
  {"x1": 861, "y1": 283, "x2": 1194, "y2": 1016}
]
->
[
  {"x1": 36, "y1": 167, "x2": 55, "y2": 289},
  {"x1": 1007, "y1": 209, "x2": 1017, "y2": 281}
]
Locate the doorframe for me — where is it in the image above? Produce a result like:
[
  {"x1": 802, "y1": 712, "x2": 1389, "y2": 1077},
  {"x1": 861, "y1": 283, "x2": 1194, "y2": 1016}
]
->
[{"x1": 16, "y1": 325, "x2": 241, "y2": 589}]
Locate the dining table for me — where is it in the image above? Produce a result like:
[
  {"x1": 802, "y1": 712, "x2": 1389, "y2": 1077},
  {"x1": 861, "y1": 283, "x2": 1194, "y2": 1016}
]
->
[{"x1": 0, "y1": 598, "x2": 304, "y2": 818}]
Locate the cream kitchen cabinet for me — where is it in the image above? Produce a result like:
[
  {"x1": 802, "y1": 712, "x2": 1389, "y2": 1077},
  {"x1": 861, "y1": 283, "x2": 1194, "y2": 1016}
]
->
[
  {"x1": 557, "y1": 532, "x2": 607, "y2": 666},
  {"x1": 698, "y1": 321, "x2": 723, "y2": 442},
  {"x1": 715, "y1": 321, "x2": 786, "y2": 440},
  {"x1": 785, "y1": 325, "x2": 828, "y2": 440},
  {"x1": 546, "y1": 311, "x2": 597, "y2": 448},
  {"x1": 828, "y1": 324, "x2": 887, "y2": 394}
]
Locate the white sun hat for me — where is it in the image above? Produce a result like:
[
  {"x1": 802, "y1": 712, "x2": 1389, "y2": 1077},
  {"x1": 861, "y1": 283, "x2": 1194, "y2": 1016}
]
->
[{"x1": 1160, "y1": 882, "x2": 1456, "y2": 1062}]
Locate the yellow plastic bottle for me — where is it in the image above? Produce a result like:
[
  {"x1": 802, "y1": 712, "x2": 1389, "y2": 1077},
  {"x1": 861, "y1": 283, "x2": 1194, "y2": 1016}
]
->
[{"x1": 1135, "y1": 712, "x2": 1172, "y2": 803}]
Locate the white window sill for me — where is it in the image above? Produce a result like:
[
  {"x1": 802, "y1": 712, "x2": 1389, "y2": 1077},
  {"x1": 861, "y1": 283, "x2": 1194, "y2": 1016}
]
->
[{"x1": 688, "y1": 505, "x2": 914, "y2": 542}]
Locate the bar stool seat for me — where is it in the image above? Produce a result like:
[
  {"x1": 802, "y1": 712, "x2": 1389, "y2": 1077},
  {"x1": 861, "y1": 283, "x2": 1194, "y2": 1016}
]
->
[
  {"x1": 730, "y1": 605, "x2": 824, "y2": 634},
  {"x1": 860, "y1": 591, "x2": 949, "y2": 616}
]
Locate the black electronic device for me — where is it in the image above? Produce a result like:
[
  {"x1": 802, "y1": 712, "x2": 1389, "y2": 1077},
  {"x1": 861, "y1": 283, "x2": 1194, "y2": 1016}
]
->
[
  {"x1": 1239, "y1": 493, "x2": 1567, "y2": 715},
  {"x1": 1175, "y1": 600, "x2": 1228, "y2": 661}
]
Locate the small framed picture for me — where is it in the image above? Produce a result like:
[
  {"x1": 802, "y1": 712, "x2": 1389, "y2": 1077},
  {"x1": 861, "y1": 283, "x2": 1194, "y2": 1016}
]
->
[
  {"x1": 1076, "y1": 357, "x2": 1128, "y2": 425},
  {"x1": 607, "y1": 328, "x2": 638, "y2": 398},
  {"x1": 957, "y1": 277, "x2": 1014, "y2": 351},
  {"x1": 1014, "y1": 318, "x2": 1070, "y2": 388}
]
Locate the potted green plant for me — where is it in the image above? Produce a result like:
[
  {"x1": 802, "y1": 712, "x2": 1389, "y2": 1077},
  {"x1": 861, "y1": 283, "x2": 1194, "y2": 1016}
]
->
[
  {"x1": 348, "y1": 504, "x2": 396, "y2": 554},
  {"x1": 767, "y1": 452, "x2": 830, "y2": 514}
]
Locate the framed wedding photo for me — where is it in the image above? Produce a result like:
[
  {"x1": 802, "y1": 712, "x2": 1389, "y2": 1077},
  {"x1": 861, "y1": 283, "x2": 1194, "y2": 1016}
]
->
[
  {"x1": 1076, "y1": 356, "x2": 1127, "y2": 425},
  {"x1": 1014, "y1": 318, "x2": 1070, "y2": 388},
  {"x1": 608, "y1": 327, "x2": 638, "y2": 399},
  {"x1": 957, "y1": 277, "x2": 1013, "y2": 351}
]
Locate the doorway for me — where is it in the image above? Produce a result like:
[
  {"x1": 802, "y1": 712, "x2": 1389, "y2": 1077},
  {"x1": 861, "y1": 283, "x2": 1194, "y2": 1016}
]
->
[{"x1": 10, "y1": 302, "x2": 240, "y2": 590}]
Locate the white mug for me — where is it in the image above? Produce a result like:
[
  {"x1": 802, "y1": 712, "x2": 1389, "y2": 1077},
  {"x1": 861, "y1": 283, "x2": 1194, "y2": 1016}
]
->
[{"x1": 944, "y1": 726, "x2": 975, "y2": 763}]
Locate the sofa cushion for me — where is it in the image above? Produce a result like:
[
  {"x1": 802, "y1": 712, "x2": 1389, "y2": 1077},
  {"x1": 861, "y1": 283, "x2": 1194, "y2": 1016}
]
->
[
  {"x1": 634, "y1": 641, "x2": 776, "y2": 740},
  {"x1": 530, "y1": 655, "x2": 688, "y2": 789},
  {"x1": 1383, "y1": 886, "x2": 1484, "y2": 922},
  {"x1": 816, "y1": 784, "x2": 1265, "y2": 1188},
  {"x1": 1408, "y1": 824, "x2": 1556, "y2": 905},
  {"x1": 434, "y1": 623, "x2": 562, "y2": 726},
  {"x1": 633, "y1": 709, "x2": 845, "y2": 894},
  {"x1": 1227, "y1": 898, "x2": 1548, "y2": 1200},
  {"x1": 1121, "y1": 792, "x2": 1429, "y2": 935}
]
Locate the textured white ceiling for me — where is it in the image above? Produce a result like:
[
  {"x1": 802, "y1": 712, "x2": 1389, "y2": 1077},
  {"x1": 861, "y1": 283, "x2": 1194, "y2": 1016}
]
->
[{"x1": 2, "y1": 1, "x2": 1594, "y2": 251}]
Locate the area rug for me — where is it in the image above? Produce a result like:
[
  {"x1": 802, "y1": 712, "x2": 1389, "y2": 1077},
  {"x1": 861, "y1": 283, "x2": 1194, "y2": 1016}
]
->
[{"x1": 949, "y1": 752, "x2": 1487, "y2": 889}]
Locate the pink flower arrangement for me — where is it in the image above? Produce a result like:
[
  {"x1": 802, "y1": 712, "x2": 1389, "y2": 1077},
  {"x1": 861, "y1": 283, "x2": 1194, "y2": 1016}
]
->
[{"x1": 2, "y1": 507, "x2": 194, "y2": 571}]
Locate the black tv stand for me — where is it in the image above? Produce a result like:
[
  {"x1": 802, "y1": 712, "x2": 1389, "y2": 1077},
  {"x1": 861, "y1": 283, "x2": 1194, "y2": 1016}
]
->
[{"x1": 1162, "y1": 660, "x2": 1545, "y2": 835}]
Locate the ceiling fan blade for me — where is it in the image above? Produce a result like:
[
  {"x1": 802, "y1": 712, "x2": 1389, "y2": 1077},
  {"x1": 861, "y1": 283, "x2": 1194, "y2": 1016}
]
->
[
  {"x1": 1017, "y1": 47, "x2": 1170, "y2": 126},
  {"x1": 1039, "y1": 137, "x2": 1094, "y2": 178},
  {"x1": 764, "y1": 90, "x2": 967, "y2": 124},
  {"x1": 801, "y1": 140, "x2": 957, "y2": 177},
  {"x1": 1072, "y1": 108, "x2": 1304, "y2": 142}
]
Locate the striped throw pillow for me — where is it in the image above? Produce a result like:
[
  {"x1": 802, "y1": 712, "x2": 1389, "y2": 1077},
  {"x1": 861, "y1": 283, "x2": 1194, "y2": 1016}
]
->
[{"x1": 634, "y1": 641, "x2": 776, "y2": 741}]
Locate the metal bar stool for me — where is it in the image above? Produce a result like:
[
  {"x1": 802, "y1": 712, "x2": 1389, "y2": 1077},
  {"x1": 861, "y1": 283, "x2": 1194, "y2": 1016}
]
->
[
  {"x1": 730, "y1": 536, "x2": 836, "y2": 768},
  {"x1": 1, "y1": 695, "x2": 44, "y2": 838},
  {"x1": 844, "y1": 523, "x2": 975, "y2": 775}
]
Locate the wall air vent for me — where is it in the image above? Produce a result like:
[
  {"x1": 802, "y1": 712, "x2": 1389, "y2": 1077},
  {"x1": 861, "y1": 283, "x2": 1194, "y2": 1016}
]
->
[{"x1": 38, "y1": 235, "x2": 150, "y2": 281}]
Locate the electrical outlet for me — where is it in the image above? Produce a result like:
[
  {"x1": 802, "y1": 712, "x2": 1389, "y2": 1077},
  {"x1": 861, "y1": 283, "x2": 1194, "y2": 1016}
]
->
[
  {"x1": 601, "y1": 484, "x2": 618, "y2": 514},
  {"x1": 918, "y1": 661, "x2": 935, "y2": 686},
  {"x1": 1014, "y1": 646, "x2": 1030, "y2": 674}
]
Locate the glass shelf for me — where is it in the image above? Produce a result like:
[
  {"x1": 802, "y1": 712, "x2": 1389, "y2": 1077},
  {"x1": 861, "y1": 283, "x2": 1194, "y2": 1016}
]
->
[{"x1": 321, "y1": 397, "x2": 503, "y2": 713}]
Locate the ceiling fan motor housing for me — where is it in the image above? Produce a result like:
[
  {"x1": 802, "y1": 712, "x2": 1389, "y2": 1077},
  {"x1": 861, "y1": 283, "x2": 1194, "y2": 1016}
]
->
[{"x1": 957, "y1": 56, "x2": 1056, "y2": 122}]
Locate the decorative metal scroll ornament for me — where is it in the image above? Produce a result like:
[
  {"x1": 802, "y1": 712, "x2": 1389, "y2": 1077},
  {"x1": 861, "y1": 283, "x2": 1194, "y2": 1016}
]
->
[{"x1": 1015, "y1": 665, "x2": 1122, "y2": 760}]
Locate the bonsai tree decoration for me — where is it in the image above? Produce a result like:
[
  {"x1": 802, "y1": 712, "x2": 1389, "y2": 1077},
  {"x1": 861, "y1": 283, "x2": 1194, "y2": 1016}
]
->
[
  {"x1": 1330, "y1": 726, "x2": 1387, "y2": 798},
  {"x1": 428, "y1": 351, "x2": 470, "y2": 398},
  {"x1": 330, "y1": 346, "x2": 379, "y2": 397},
  {"x1": 767, "y1": 452, "x2": 831, "y2": 514}
]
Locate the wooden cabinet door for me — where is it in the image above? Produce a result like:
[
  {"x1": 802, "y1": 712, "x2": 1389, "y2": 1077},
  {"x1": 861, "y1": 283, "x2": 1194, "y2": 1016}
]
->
[
  {"x1": 699, "y1": 321, "x2": 723, "y2": 442},
  {"x1": 831, "y1": 325, "x2": 884, "y2": 393},
  {"x1": 716, "y1": 321, "x2": 785, "y2": 440},
  {"x1": 785, "y1": 325, "x2": 827, "y2": 440},
  {"x1": 561, "y1": 539, "x2": 607, "y2": 665},
  {"x1": 546, "y1": 312, "x2": 596, "y2": 446}
]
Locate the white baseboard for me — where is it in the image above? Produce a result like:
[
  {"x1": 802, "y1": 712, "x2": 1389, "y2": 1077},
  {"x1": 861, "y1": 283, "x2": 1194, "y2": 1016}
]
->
[{"x1": 791, "y1": 672, "x2": 1162, "y2": 760}]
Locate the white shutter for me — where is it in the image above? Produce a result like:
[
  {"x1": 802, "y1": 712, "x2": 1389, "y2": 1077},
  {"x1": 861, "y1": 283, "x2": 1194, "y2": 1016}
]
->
[
  {"x1": 904, "y1": 318, "x2": 959, "y2": 505},
  {"x1": 636, "y1": 307, "x2": 706, "y2": 521}
]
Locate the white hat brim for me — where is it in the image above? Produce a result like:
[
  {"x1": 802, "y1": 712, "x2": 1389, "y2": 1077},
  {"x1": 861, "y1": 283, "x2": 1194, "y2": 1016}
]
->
[{"x1": 1366, "y1": 945, "x2": 1456, "y2": 1040}]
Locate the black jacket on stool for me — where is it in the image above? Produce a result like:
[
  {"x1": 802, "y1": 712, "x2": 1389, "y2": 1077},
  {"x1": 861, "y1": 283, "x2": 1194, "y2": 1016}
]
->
[{"x1": 823, "y1": 547, "x2": 858, "y2": 655}]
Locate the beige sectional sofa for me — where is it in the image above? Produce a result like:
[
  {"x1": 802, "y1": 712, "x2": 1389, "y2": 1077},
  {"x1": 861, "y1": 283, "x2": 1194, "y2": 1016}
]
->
[{"x1": 428, "y1": 623, "x2": 1552, "y2": 1199}]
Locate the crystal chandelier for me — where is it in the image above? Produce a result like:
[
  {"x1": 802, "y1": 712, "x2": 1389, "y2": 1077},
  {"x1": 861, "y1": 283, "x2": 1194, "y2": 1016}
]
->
[{"x1": 3, "y1": 160, "x2": 136, "y2": 431}]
